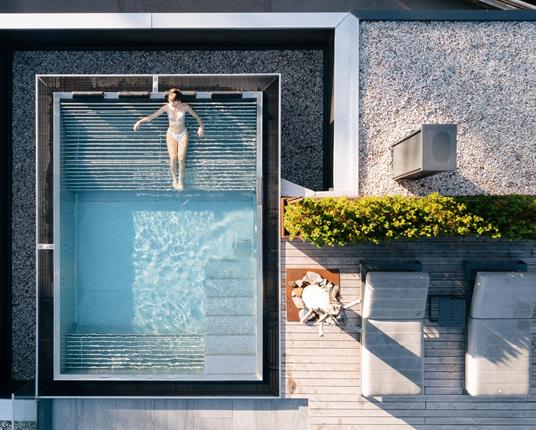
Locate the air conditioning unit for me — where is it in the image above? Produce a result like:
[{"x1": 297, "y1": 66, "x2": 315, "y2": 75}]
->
[{"x1": 391, "y1": 124, "x2": 457, "y2": 180}]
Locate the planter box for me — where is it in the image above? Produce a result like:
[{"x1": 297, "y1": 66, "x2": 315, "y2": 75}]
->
[{"x1": 280, "y1": 197, "x2": 303, "y2": 240}]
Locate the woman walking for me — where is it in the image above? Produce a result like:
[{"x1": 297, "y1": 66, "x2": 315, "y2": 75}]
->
[{"x1": 133, "y1": 88, "x2": 204, "y2": 191}]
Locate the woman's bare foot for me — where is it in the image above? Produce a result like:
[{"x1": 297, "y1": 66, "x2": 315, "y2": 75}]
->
[{"x1": 176, "y1": 180, "x2": 184, "y2": 192}]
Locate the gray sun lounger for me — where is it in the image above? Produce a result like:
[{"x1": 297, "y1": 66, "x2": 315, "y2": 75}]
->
[
  {"x1": 361, "y1": 271, "x2": 430, "y2": 396},
  {"x1": 466, "y1": 272, "x2": 536, "y2": 396}
]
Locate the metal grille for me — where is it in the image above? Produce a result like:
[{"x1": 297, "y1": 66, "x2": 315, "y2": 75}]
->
[
  {"x1": 63, "y1": 333, "x2": 205, "y2": 373},
  {"x1": 60, "y1": 99, "x2": 258, "y2": 192}
]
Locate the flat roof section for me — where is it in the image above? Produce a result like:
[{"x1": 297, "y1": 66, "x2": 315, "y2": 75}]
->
[{"x1": 0, "y1": 0, "x2": 483, "y2": 14}]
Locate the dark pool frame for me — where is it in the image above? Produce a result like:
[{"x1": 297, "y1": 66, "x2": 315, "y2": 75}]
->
[
  {"x1": 34, "y1": 74, "x2": 280, "y2": 397},
  {"x1": 36, "y1": 75, "x2": 280, "y2": 397},
  {"x1": 0, "y1": 41, "x2": 11, "y2": 396}
]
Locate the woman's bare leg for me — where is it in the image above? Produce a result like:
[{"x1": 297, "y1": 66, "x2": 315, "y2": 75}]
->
[
  {"x1": 176, "y1": 133, "x2": 189, "y2": 192},
  {"x1": 166, "y1": 131, "x2": 179, "y2": 189}
]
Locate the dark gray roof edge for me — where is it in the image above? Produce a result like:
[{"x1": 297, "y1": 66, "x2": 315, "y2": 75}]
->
[{"x1": 352, "y1": 9, "x2": 536, "y2": 21}]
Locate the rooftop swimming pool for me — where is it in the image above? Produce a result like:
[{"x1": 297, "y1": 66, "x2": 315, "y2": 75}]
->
[{"x1": 53, "y1": 95, "x2": 263, "y2": 380}]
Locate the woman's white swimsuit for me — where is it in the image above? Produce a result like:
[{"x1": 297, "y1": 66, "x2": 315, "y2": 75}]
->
[
  {"x1": 167, "y1": 108, "x2": 187, "y2": 141},
  {"x1": 170, "y1": 129, "x2": 187, "y2": 141}
]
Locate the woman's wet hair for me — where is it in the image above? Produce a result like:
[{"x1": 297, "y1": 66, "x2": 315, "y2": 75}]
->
[{"x1": 167, "y1": 88, "x2": 183, "y2": 103}]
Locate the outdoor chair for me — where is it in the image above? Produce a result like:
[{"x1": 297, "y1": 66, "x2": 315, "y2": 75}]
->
[
  {"x1": 465, "y1": 271, "x2": 536, "y2": 396},
  {"x1": 361, "y1": 271, "x2": 430, "y2": 396}
]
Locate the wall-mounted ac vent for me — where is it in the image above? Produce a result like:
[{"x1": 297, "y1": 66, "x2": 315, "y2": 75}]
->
[{"x1": 391, "y1": 124, "x2": 457, "y2": 180}]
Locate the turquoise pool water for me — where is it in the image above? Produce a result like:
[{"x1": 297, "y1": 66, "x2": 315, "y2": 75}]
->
[
  {"x1": 75, "y1": 191, "x2": 255, "y2": 334},
  {"x1": 59, "y1": 190, "x2": 260, "y2": 378},
  {"x1": 56, "y1": 97, "x2": 262, "y2": 380}
]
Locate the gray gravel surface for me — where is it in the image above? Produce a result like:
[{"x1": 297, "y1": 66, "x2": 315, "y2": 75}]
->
[
  {"x1": 359, "y1": 21, "x2": 536, "y2": 196},
  {"x1": 11, "y1": 49, "x2": 324, "y2": 380}
]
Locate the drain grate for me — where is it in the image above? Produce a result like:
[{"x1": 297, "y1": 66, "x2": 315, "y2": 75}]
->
[{"x1": 63, "y1": 333, "x2": 205, "y2": 373}]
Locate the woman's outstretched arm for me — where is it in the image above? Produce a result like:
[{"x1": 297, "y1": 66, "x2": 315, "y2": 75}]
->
[
  {"x1": 133, "y1": 105, "x2": 167, "y2": 131},
  {"x1": 185, "y1": 104, "x2": 205, "y2": 137}
]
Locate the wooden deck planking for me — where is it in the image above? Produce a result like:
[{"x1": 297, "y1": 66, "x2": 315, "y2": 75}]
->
[{"x1": 282, "y1": 239, "x2": 536, "y2": 430}]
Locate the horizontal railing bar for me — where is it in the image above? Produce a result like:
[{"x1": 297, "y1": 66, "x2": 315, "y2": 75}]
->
[
  {"x1": 62, "y1": 113, "x2": 256, "y2": 116},
  {"x1": 62, "y1": 111, "x2": 253, "y2": 115},
  {"x1": 65, "y1": 334, "x2": 206, "y2": 339},
  {"x1": 65, "y1": 184, "x2": 254, "y2": 187},
  {"x1": 63, "y1": 157, "x2": 256, "y2": 162},
  {"x1": 64, "y1": 179, "x2": 256, "y2": 183},
  {"x1": 62, "y1": 138, "x2": 256, "y2": 142},
  {"x1": 64, "y1": 355, "x2": 205, "y2": 358},
  {"x1": 65, "y1": 171, "x2": 256, "y2": 176},
  {"x1": 64, "y1": 163, "x2": 256, "y2": 168},
  {"x1": 63, "y1": 161, "x2": 255, "y2": 165},
  {"x1": 61, "y1": 102, "x2": 256, "y2": 107},
  {"x1": 61, "y1": 104, "x2": 256, "y2": 106},
  {"x1": 65, "y1": 351, "x2": 205, "y2": 355},
  {"x1": 64, "y1": 172, "x2": 256, "y2": 176},
  {"x1": 64, "y1": 352, "x2": 205, "y2": 356},
  {"x1": 65, "y1": 175, "x2": 255, "y2": 180},
  {"x1": 64, "y1": 167, "x2": 254, "y2": 171}
]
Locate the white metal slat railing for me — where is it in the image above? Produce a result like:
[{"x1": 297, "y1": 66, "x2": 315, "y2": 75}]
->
[{"x1": 60, "y1": 100, "x2": 258, "y2": 192}]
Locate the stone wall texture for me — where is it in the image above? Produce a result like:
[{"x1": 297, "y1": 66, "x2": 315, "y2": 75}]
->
[
  {"x1": 11, "y1": 49, "x2": 324, "y2": 380},
  {"x1": 359, "y1": 21, "x2": 536, "y2": 196}
]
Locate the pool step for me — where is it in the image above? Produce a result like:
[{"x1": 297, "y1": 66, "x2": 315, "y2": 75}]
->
[
  {"x1": 205, "y1": 258, "x2": 256, "y2": 279},
  {"x1": 204, "y1": 256, "x2": 258, "y2": 319},
  {"x1": 205, "y1": 297, "x2": 256, "y2": 317},
  {"x1": 62, "y1": 333, "x2": 205, "y2": 374},
  {"x1": 206, "y1": 316, "x2": 256, "y2": 335},
  {"x1": 205, "y1": 278, "x2": 255, "y2": 298},
  {"x1": 203, "y1": 255, "x2": 259, "y2": 376},
  {"x1": 206, "y1": 335, "x2": 257, "y2": 355},
  {"x1": 60, "y1": 100, "x2": 258, "y2": 192},
  {"x1": 233, "y1": 238, "x2": 255, "y2": 258}
]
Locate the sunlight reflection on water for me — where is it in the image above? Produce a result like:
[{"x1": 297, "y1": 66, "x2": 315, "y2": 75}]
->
[{"x1": 130, "y1": 195, "x2": 255, "y2": 335}]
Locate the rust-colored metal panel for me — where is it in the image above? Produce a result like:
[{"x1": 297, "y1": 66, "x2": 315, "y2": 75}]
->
[{"x1": 285, "y1": 268, "x2": 339, "y2": 322}]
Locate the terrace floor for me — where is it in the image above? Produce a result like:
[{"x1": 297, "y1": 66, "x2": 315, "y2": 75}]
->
[
  {"x1": 50, "y1": 237, "x2": 536, "y2": 430},
  {"x1": 51, "y1": 398, "x2": 308, "y2": 429},
  {"x1": 282, "y1": 238, "x2": 536, "y2": 430}
]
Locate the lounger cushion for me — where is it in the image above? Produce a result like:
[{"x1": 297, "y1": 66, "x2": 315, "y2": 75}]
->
[
  {"x1": 361, "y1": 319, "x2": 424, "y2": 396},
  {"x1": 466, "y1": 318, "x2": 531, "y2": 396},
  {"x1": 470, "y1": 272, "x2": 536, "y2": 319},
  {"x1": 363, "y1": 272, "x2": 430, "y2": 319}
]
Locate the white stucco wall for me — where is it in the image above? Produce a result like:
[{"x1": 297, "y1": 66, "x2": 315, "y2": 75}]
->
[{"x1": 359, "y1": 21, "x2": 536, "y2": 196}]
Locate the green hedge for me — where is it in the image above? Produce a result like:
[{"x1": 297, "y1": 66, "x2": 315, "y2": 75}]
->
[{"x1": 283, "y1": 193, "x2": 536, "y2": 247}]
